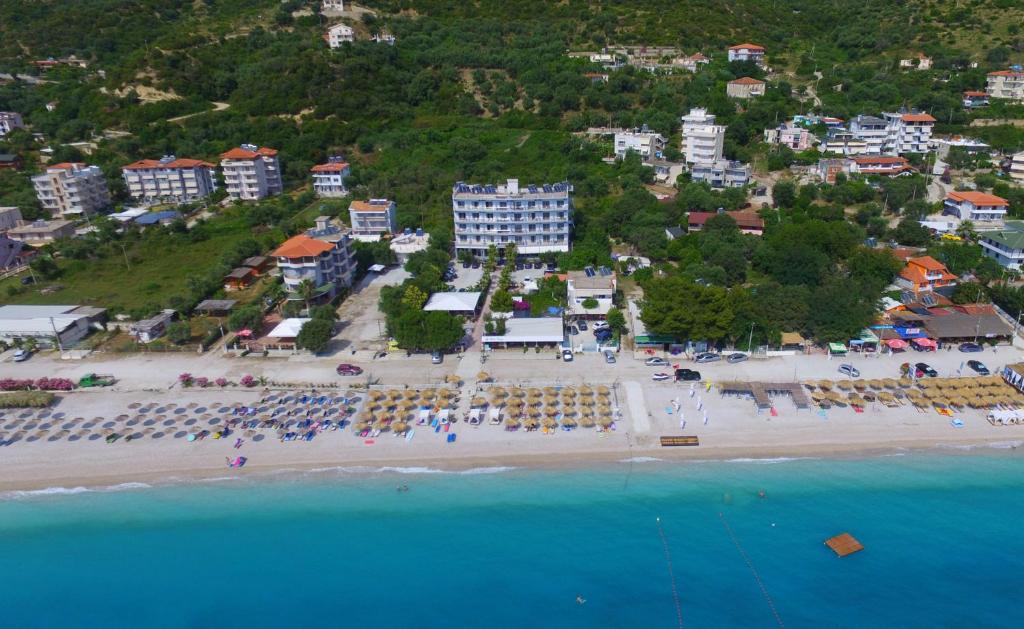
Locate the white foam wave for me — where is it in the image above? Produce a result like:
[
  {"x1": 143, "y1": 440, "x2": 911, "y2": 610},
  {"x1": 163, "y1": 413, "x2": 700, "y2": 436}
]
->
[
  {"x1": 306, "y1": 465, "x2": 517, "y2": 476},
  {"x1": 723, "y1": 457, "x2": 819, "y2": 465},
  {"x1": 936, "y1": 441, "x2": 1023, "y2": 451},
  {"x1": 0, "y1": 481, "x2": 151, "y2": 500},
  {"x1": 619, "y1": 456, "x2": 664, "y2": 464}
]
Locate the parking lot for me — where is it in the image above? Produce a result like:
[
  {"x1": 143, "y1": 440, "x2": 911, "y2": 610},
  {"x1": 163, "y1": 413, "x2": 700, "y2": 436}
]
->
[
  {"x1": 331, "y1": 267, "x2": 409, "y2": 353},
  {"x1": 448, "y1": 263, "x2": 484, "y2": 291}
]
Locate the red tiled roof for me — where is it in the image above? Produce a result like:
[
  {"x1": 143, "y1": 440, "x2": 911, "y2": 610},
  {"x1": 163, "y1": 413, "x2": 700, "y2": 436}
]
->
[
  {"x1": 946, "y1": 190, "x2": 1009, "y2": 207},
  {"x1": 47, "y1": 162, "x2": 85, "y2": 170},
  {"x1": 908, "y1": 256, "x2": 946, "y2": 272},
  {"x1": 988, "y1": 70, "x2": 1024, "y2": 77},
  {"x1": 220, "y1": 146, "x2": 278, "y2": 160},
  {"x1": 963, "y1": 91, "x2": 988, "y2": 97},
  {"x1": 902, "y1": 113, "x2": 936, "y2": 123},
  {"x1": 889, "y1": 247, "x2": 921, "y2": 262},
  {"x1": 729, "y1": 43, "x2": 764, "y2": 51},
  {"x1": 687, "y1": 211, "x2": 764, "y2": 230},
  {"x1": 311, "y1": 162, "x2": 350, "y2": 173},
  {"x1": 729, "y1": 77, "x2": 765, "y2": 85},
  {"x1": 349, "y1": 200, "x2": 391, "y2": 212},
  {"x1": 852, "y1": 156, "x2": 909, "y2": 165},
  {"x1": 272, "y1": 234, "x2": 335, "y2": 258},
  {"x1": 123, "y1": 158, "x2": 215, "y2": 170}
]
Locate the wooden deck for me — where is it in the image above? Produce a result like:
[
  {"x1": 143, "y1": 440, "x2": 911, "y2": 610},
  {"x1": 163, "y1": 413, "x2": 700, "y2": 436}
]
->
[
  {"x1": 718, "y1": 381, "x2": 811, "y2": 410},
  {"x1": 660, "y1": 435, "x2": 700, "y2": 447},
  {"x1": 825, "y1": 533, "x2": 864, "y2": 557}
]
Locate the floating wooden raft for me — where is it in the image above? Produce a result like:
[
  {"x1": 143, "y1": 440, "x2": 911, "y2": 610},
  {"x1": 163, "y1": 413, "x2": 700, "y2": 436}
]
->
[
  {"x1": 825, "y1": 533, "x2": 864, "y2": 557},
  {"x1": 660, "y1": 435, "x2": 699, "y2": 447}
]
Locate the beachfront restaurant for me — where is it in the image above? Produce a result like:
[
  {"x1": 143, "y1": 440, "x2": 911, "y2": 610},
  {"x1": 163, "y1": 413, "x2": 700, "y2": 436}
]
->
[
  {"x1": 423, "y1": 291, "x2": 483, "y2": 318},
  {"x1": 848, "y1": 329, "x2": 880, "y2": 353},
  {"x1": 482, "y1": 317, "x2": 565, "y2": 349}
]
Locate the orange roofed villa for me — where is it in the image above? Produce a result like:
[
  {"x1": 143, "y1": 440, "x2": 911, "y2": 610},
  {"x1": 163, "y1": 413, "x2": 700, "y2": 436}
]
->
[
  {"x1": 271, "y1": 216, "x2": 356, "y2": 302},
  {"x1": 896, "y1": 256, "x2": 958, "y2": 293}
]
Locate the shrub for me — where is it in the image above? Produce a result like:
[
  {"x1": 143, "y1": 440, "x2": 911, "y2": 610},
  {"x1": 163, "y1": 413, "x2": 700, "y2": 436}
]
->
[
  {"x1": 215, "y1": 377, "x2": 228, "y2": 387},
  {"x1": 179, "y1": 373, "x2": 194, "y2": 387},
  {"x1": 195, "y1": 377, "x2": 209, "y2": 388},
  {"x1": 240, "y1": 374, "x2": 256, "y2": 387}
]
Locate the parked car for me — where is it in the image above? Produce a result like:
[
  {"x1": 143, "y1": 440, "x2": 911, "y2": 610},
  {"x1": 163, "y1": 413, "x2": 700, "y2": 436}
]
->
[
  {"x1": 566, "y1": 326, "x2": 579, "y2": 336},
  {"x1": 726, "y1": 352, "x2": 748, "y2": 364},
  {"x1": 20, "y1": 276, "x2": 35, "y2": 285},
  {"x1": 336, "y1": 363, "x2": 363, "y2": 376},
  {"x1": 471, "y1": 261, "x2": 480, "y2": 268},
  {"x1": 515, "y1": 263, "x2": 524, "y2": 270},
  {"x1": 645, "y1": 357, "x2": 669, "y2": 367},
  {"x1": 958, "y1": 342, "x2": 983, "y2": 353},
  {"x1": 12, "y1": 349, "x2": 31, "y2": 362},
  {"x1": 562, "y1": 349, "x2": 574, "y2": 362},
  {"x1": 652, "y1": 372, "x2": 672, "y2": 381},
  {"x1": 577, "y1": 320, "x2": 588, "y2": 331},
  {"x1": 915, "y1": 362, "x2": 938, "y2": 378},
  {"x1": 674, "y1": 368, "x2": 702, "y2": 382},
  {"x1": 695, "y1": 352, "x2": 721, "y2": 363},
  {"x1": 838, "y1": 363, "x2": 860, "y2": 377},
  {"x1": 592, "y1": 320, "x2": 609, "y2": 331},
  {"x1": 462, "y1": 261, "x2": 471, "y2": 268},
  {"x1": 595, "y1": 329, "x2": 613, "y2": 343},
  {"x1": 967, "y1": 360, "x2": 989, "y2": 375},
  {"x1": 431, "y1": 351, "x2": 443, "y2": 364},
  {"x1": 604, "y1": 351, "x2": 616, "y2": 364}
]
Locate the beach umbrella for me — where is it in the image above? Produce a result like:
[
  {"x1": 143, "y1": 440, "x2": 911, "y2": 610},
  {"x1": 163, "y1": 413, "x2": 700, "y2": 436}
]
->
[
  {"x1": 52, "y1": 429, "x2": 70, "y2": 440},
  {"x1": 898, "y1": 377, "x2": 913, "y2": 388},
  {"x1": 852, "y1": 379, "x2": 867, "y2": 390},
  {"x1": 597, "y1": 395, "x2": 612, "y2": 406},
  {"x1": 578, "y1": 385, "x2": 593, "y2": 396},
  {"x1": 543, "y1": 387, "x2": 558, "y2": 396},
  {"x1": 446, "y1": 375, "x2": 462, "y2": 385},
  {"x1": 545, "y1": 406, "x2": 560, "y2": 417},
  {"x1": 373, "y1": 419, "x2": 391, "y2": 431},
  {"x1": 528, "y1": 407, "x2": 542, "y2": 418},
  {"x1": 580, "y1": 416, "x2": 595, "y2": 428},
  {"x1": 354, "y1": 421, "x2": 371, "y2": 432},
  {"x1": 437, "y1": 388, "x2": 453, "y2": 399},
  {"x1": 596, "y1": 385, "x2": 610, "y2": 395},
  {"x1": 510, "y1": 387, "x2": 525, "y2": 398},
  {"x1": 818, "y1": 380, "x2": 833, "y2": 391},
  {"x1": 882, "y1": 378, "x2": 899, "y2": 389},
  {"x1": 580, "y1": 407, "x2": 595, "y2": 417},
  {"x1": 562, "y1": 387, "x2": 577, "y2": 398},
  {"x1": 867, "y1": 379, "x2": 883, "y2": 390},
  {"x1": 543, "y1": 395, "x2": 559, "y2": 406},
  {"x1": 598, "y1": 404, "x2": 612, "y2": 417},
  {"x1": 392, "y1": 422, "x2": 410, "y2": 434},
  {"x1": 471, "y1": 397, "x2": 487, "y2": 407},
  {"x1": 836, "y1": 380, "x2": 852, "y2": 391},
  {"x1": 402, "y1": 390, "x2": 418, "y2": 400},
  {"x1": 542, "y1": 417, "x2": 558, "y2": 428},
  {"x1": 579, "y1": 396, "x2": 596, "y2": 406},
  {"x1": 507, "y1": 398, "x2": 525, "y2": 408},
  {"x1": 476, "y1": 372, "x2": 491, "y2": 382},
  {"x1": 505, "y1": 417, "x2": 520, "y2": 428},
  {"x1": 421, "y1": 389, "x2": 437, "y2": 400},
  {"x1": 528, "y1": 388, "x2": 543, "y2": 397},
  {"x1": 491, "y1": 386, "x2": 507, "y2": 397},
  {"x1": 810, "y1": 391, "x2": 826, "y2": 402},
  {"x1": 128, "y1": 402, "x2": 141, "y2": 409},
  {"x1": 598, "y1": 417, "x2": 613, "y2": 428},
  {"x1": 524, "y1": 418, "x2": 540, "y2": 430},
  {"x1": 368, "y1": 390, "x2": 384, "y2": 401},
  {"x1": 387, "y1": 389, "x2": 403, "y2": 400},
  {"x1": 561, "y1": 416, "x2": 577, "y2": 427}
]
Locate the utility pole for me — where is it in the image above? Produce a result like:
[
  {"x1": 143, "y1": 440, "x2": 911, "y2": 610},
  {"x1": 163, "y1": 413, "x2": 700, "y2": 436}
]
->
[
  {"x1": 119, "y1": 242, "x2": 131, "y2": 269},
  {"x1": 748, "y1": 322, "x2": 756, "y2": 353},
  {"x1": 48, "y1": 316, "x2": 64, "y2": 356}
]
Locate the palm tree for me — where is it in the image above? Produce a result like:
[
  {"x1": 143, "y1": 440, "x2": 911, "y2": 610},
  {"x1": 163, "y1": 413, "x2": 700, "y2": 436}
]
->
[
  {"x1": 296, "y1": 279, "x2": 317, "y2": 315},
  {"x1": 955, "y1": 220, "x2": 977, "y2": 242}
]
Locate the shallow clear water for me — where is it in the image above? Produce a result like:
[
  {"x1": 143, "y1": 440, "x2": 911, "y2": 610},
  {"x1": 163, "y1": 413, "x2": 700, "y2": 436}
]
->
[{"x1": 2, "y1": 453, "x2": 1023, "y2": 628}]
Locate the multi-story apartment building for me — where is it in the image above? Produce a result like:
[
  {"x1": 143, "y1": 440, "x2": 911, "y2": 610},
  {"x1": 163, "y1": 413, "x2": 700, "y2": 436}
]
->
[
  {"x1": 727, "y1": 43, "x2": 765, "y2": 65},
  {"x1": 311, "y1": 158, "x2": 350, "y2": 197},
  {"x1": 31, "y1": 163, "x2": 110, "y2": 218},
  {"x1": 220, "y1": 145, "x2": 282, "y2": 201},
  {"x1": 1010, "y1": 151, "x2": 1024, "y2": 184},
  {"x1": 726, "y1": 77, "x2": 766, "y2": 99},
  {"x1": 326, "y1": 23, "x2": 354, "y2": 48},
  {"x1": 680, "y1": 108, "x2": 725, "y2": 165},
  {"x1": 763, "y1": 123, "x2": 814, "y2": 151},
  {"x1": 0, "y1": 112, "x2": 25, "y2": 136},
  {"x1": 849, "y1": 115, "x2": 889, "y2": 154},
  {"x1": 348, "y1": 198, "x2": 397, "y2": 241},
  {"x1": 979, "y1": 221, "x2": 1024, "y2": 269},
  {"x1": 614, "y1": 126, "x2": 666, "y2": 161},
  {"x1": 986, "y1": 70, "x2": 1024, "y2": 102},
  {"x1": 882, "y1": 112, "x2": 934, "y2": 154},
  {"x1": 963, "y1": 91, "x2": 990, "y2": 108},
  {"x1": 453, "y1": 179, "x2": 572, "y2": 257},
  {"x1": 944, "y1": 191, "x2": 1009, "y2": 224},
  {"x1": 821, "y1": 131, "x2": 869, "y2": 156},
  {"x1": 689, "y1": 160, "x2": 751, "y2": 189},
  {"x1": 849, "y1": 156, "x2": 913, "y2": 177},
  {"x1": 122, "y1": 155, "x2": 217, "y2": 204},
  {"x1": 272, "y1": 216, "x2": 356, "y2": 301}
]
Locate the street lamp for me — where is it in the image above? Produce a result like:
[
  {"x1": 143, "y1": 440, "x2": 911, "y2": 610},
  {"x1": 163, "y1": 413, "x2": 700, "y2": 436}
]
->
[{"x1": 747, "y1": 322, "x2": 756, "y2": 353}]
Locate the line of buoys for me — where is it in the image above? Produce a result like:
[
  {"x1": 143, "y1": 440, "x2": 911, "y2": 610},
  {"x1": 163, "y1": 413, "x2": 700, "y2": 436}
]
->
[
  {"x1": 656, "y1": 517, "x2": 684, "y2": 629},
  {"x1": 718, "y1": 512, "x2": 785, "y2": 628}
]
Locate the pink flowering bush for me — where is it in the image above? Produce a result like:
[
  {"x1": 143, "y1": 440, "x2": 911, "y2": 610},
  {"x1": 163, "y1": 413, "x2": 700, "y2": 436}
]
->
[
  {"x1": 195, "y1": 377, "x2": 209, "y2": 388},
  {"x1": 240, "y1": 374, "x2": 256, "y2": 387},
  {"x1": 215, "y1": 377, "x2": 228, "y2": 387},
  {"x1": 0, "y1": 378, "x2": 34, "y2": 391},
  {"x1": 179, "y1": 373, "x2": 193, "y2": 387},
  {"x1": 34, "y1": 377, "x2": 74, "y2": 391}
]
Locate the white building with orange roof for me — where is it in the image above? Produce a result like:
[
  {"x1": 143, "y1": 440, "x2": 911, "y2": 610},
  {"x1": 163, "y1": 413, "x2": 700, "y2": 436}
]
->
[
  {"x1": 896, "y1": 256, "x2": 958, "y2": 293},
  {"x1": 943, "y1": 190, "x2": 1009, "y2": 224},
  {"x1": 348, "y1": 198, "x2": 397, "y2": 241},
  {"x1": 849, "y1": 156, "x2": 914, "y2": 177},
  {"x1": 882, "y1": 111, "x2": 935, "y2": 154},
  {"x1": 31, "y1": 162, "x2": 110, "y2": 218},
  {"x1": 726, "y1": 76, "x2": 766, "y2": 99},
  {"x1": 272, "y1": 216, "x2": 356, "y2": 300},
  {"x1": 121, "y1": 155, "x2": 217, "y2": 204},
  {"x1": 727, "y1": 43, "x2": 765, "y2": 66},
  {"x1": 311, "y1": 157, "x2": 351, "y2": 197},
  {"x1": 220, "y1": 144, "x2": 282, "y2": 201},
  {"x1": 986, "y1": 70, "x2": 1024, "y2": 101}
]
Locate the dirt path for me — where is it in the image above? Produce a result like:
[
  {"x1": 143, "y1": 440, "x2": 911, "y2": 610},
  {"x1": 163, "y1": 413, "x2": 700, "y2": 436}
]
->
[{"x1": 167, "y1": 101, "x2": 230, "y2": 124}]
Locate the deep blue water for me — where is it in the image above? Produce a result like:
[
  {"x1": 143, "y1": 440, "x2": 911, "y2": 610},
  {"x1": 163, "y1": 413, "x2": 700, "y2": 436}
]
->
[{"x1": 2, "y1": 453, "x2": 1024, "y2": 628}]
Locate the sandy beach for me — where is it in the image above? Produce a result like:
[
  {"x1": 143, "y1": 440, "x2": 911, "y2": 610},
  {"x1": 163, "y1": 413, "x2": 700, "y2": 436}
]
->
[{"x1": 2, "y1": 362, "x2": 1023, "y2": 493}]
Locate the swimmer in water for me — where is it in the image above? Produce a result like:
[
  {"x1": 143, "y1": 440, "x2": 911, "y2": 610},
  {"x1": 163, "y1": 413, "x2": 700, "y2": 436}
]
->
[
  {"x1": 758, "y1": 489, "x2": 766, "y2": 499},
  {"x1": 576, "y1": 595, "x2": 586, "y2": 605}
]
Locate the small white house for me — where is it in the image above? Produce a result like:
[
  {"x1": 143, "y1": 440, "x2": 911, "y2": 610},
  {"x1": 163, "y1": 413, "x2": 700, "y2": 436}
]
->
[{"x1": 326, "y1": 23, "x2": 354, "y2": 48}]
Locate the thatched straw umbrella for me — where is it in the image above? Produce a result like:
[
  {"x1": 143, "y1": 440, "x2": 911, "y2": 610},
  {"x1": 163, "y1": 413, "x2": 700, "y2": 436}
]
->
[
  {"x1": 52, "y1": 429, "x2": 70, "y2": 441},
  {"x1": 386, "y1": 389, "x2": 403, "y2": 400},
  {"x1": 898, "y1": 377, "x2": 913, "y2": 388},
  {"x1": 392, "y1": 422, "x2": 410, "y2": 435},
  {"x1": 471, "y1": 397, "x2": 487, "y2": 407},
  {"x1": 545, "y1": 406, "x2": 560, "y2": 417},
  {"x1": 477, "y1": 372, "x2": 491, "y2": 382},
  {"x1": 596, "y1": 385, "x2": 610, "y2": 395},
  {"x1": 510, "y1": 387, "x2": 525, "y2": 398},
  {"x1": 852, "y1": 379, "x2": 867, "y2": 391},
  {"x1": 882, "y1": 378, "x2": 899, "y2": 389},
  {"x1": 527, "y1": 395, "x2": 542, "y2": 406},
  {"x1": 368, "y1": 390, "x2": 384, "y2": 401},
  {"x1": 507, "y1": 398, "x2": 525, "y2": 409},
  {"x1": 561, "y1": 416, "x2": 578, "y2": 427},
  {"x1": 837, "y1": 380, "x2": 853, "y2": 391},
  {"x1": 542, "y1": 417, "x2": 558, "y2": 429},
  {"x1": 491, "y1": 386, "x2": 507, "y2": 398},
  {"x1": 528, "y1": 388, "x2": 543, "y2": 397},
  {"x1": 580, "y1": 406, "x2": 595, "y2": 417},
  {"x1": 403, "y1": 390, "x2": 418, "y2": 400},
  {"x1": 528, "y1": 407, "x2": 542, "y2": 418},
  {"x1": 543, "y1": 387, "x2": 558, "y2": 396},
  {"x1": 421, "y1": 389, "x2": 437, "y2": 401},
  {"x1": 867, "y1": 379, "x2": 883, "y2": 390},
  {"x1": 580, "y1": 416, "x2": 595, "y2": 428},
  {"x1": 818, "y1": 380, "x2": 833, "y2": 391},
  {"x1": 74, "y1": 428, "x2": 90, "y2": 438},
  {"x1": 505, "y1": 417, "x2": 520, "y2": 428},
  {"x1": 597, "y1": 404, "x2": 612, "y2": 417},
  {"x1": 562, "y1": 387, "x2": 577, "y2": 398},
  {"x1": 543, "y1": 395, "x2": 559, "y2": 407},
  {"x1": 373, "y1": 419, "x2": 391, "y2": 432},
  {"x1": 524, "y1": 418, "x2": 540, "y2": 430},
  {"x1": 579, "y1": 396, "x2": 596, "y2": 406},
  {"x1": 810, "y1": 391, "x2": 826, "y2": 402},
  {"x1": 578, "y1": 385, "x2": 593, "y2": 396},
  {"x1": 598, "y1": 417, "x2": 614, "y2": 428}
]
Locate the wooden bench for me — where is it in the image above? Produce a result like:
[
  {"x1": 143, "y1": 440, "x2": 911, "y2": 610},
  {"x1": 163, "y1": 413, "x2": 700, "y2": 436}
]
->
[{"x1": 660, "y1": 435, "x2": 700, "y2": 447}]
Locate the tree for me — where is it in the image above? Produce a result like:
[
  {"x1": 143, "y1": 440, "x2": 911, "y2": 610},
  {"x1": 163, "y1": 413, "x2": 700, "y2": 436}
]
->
[
  {"x1": 311, "y1": 305, "x2": 339, "y2": 322},
  {"x1": 402, "y1": 285, "x2": 428, "y2": 310},
  {"x1": 951, "y1": 282, "x2": 988, "y2": 305},
  {"x1": 640, "y1": 276, "x2": 734, "y2": 341},
  {"x1": 166, "y1": 321, "x2": 192, "y2": 345},
  {"x1": 772, "y1": 180, "x2": 796, "y2": 208},
  {"x1": 606, "y1": 307, "x2": 626, "y2": 334},
  {"x1": 423, "y1": 312, "x2": 465, "y2": 350},
  {"x1": 581, "y1": 297, "x2": 599, "y2": 309},
  {"x1": 29, "y1": 255, "x2": 61, "y2": 280},
  {"x1": 228, "y1": 305, "x2": 263, "y2": 332},
  {"x1": 491, "y1": 289, "x2": 514, "y2": 312},
  {"x1": 296, "y1": 279, "x2": 317, "y2": 314},
  {"x1": 296, "y1": 319, "x2": 334, "y2": 354},
  {"x1": 807, "y1": 279, "x2": 877, "y2": 342},
  {"x1": 891, "y1": 218, "x2": 932, "y2": 247}
]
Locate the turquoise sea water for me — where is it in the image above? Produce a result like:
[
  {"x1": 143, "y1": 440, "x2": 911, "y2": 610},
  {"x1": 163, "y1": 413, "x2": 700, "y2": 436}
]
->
[{"x1": 2, "y1": 453, "x2": 1024, "y2": 628}]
